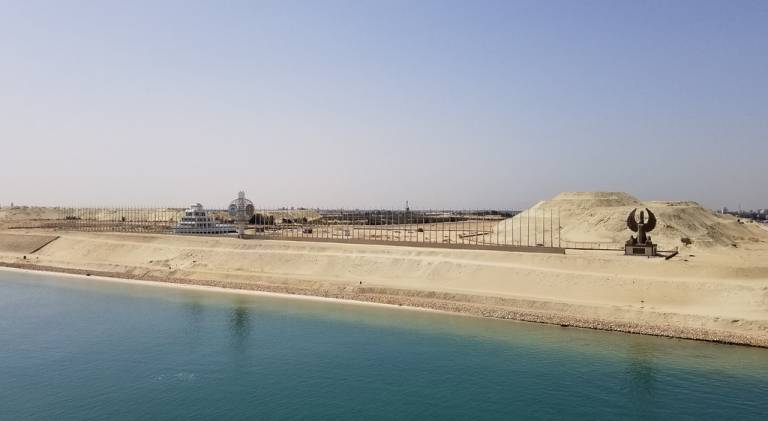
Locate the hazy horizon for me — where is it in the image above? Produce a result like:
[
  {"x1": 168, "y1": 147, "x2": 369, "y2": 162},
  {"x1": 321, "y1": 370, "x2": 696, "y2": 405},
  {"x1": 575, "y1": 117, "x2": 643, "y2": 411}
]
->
[{"x1": 1, "y1": 1, "x2": 766, "y2": 209}]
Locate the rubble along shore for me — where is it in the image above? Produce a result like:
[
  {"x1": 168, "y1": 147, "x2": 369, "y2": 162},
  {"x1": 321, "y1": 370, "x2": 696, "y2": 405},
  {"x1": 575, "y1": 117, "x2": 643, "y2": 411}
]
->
[{"x1": 2, "y1": 260, "x2": 766, "y2": 348}]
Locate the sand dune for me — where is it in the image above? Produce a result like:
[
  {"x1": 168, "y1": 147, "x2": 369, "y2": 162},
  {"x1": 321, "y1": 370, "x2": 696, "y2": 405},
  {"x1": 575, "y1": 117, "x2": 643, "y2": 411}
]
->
[
  {"x1": 0, "y1": 206, "x2": 184, "y2": 223},
  {"x1": 0, "y1": 206, "x2": 65, "y2": 223},
  {"x1": 495, "y1": 192, "x2": 768, "y2": 249}
]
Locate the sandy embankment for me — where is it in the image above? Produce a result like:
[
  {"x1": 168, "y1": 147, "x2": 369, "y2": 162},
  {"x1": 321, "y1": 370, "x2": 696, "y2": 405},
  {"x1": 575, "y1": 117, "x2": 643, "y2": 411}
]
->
[{"x1": 1, "y1": 231, "x2": 767, "y2": 347}]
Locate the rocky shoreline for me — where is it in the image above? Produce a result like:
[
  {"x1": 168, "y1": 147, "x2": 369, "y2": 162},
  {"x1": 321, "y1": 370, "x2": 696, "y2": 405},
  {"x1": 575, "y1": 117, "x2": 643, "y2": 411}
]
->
[{"x1": 3, "y1": 261, "x2": 766, "y2": 348}]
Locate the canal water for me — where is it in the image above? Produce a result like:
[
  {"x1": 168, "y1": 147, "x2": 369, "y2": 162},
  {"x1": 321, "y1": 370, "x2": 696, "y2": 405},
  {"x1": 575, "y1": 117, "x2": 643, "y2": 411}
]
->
[{"x1": 1, "y1": 269, "x2": 766, "y2": 420}]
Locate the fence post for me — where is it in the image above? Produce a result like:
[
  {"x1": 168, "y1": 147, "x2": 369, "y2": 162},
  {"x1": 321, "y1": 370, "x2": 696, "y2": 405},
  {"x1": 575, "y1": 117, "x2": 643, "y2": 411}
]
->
[{"x1": 550, "y1": 208, "x2": 553, "y2": 247}]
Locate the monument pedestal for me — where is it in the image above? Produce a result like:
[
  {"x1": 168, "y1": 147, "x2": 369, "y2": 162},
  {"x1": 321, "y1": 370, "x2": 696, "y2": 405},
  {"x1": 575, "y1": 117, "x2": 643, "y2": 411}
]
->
[{"x1": 624, "y1": 243, "x2": 657, "y2": 256}]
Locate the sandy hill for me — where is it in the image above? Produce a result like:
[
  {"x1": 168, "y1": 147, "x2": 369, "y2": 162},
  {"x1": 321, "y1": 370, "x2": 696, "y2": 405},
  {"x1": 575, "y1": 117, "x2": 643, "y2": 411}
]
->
[
  {"x1": 496, "y1": 192, "x2": 768, "y2": 249},
  {"x1": 0, "y1": 207, "x2": 64, "y2": 221},
  {"x1": 0, "y1": 207, "x2": 186, "y2": 229}
]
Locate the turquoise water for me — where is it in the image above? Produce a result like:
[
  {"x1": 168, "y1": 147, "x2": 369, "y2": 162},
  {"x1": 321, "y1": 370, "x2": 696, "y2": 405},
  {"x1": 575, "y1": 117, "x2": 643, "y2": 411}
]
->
[{"x1": 1, "y1": 270, "x2": 767, "y2": 420}]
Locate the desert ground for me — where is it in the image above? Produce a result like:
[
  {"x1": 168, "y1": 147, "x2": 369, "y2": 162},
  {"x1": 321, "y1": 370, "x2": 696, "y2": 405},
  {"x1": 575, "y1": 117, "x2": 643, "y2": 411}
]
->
[{"x1": 1, "y1": 192, "x2": 767, "y2": 346}]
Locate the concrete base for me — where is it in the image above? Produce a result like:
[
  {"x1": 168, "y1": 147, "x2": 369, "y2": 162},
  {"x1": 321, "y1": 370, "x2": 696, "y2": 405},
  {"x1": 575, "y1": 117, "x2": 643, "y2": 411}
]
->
[{"x1": 625, "y1": 244, "x2": 657, "y2": 257}]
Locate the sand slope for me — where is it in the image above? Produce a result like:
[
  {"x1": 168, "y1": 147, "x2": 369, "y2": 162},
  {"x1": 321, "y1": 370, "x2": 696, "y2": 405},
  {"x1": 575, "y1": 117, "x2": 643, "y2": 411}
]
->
[
  {"x1": 0, "y1": 233, "x2": 59, "y2": 254},
  {"x1": 2, "y1": 230, "x2": 767, "y2": 346}
]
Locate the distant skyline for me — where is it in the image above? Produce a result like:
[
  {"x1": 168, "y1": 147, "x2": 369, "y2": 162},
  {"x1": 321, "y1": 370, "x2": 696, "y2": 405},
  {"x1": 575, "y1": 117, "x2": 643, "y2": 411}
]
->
[{"x1": 1, "y1": 0, "x2": 766, "y2": 209}]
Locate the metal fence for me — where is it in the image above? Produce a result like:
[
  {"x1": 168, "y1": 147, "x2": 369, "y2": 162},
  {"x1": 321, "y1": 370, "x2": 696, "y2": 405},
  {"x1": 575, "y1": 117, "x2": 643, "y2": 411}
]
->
[
  {"x1": 37, "y1": 206, "x2": 564, "y2": 250},
  {"x1": 54, "y1": 207, "x2": 183, "y2": 234}
]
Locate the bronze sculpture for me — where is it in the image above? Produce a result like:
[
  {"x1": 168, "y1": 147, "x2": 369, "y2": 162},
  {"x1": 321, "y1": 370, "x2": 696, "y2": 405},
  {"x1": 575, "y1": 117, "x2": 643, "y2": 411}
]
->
[
  {"x1": 626, "y1": 208, "x2": 656, "y2": 245},
  {"x1": 625, "y1": 208, "x2": 657, "y2": 256}
]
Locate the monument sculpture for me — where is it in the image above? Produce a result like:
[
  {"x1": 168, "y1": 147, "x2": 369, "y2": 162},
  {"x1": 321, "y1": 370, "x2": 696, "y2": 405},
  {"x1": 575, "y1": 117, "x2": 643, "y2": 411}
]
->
[
  {"x1": 228, "y1": 191, "x2": 255, "y2": 238},
  {"x1": 625, "y1": 208, "x2": 657, "y2": 256}
]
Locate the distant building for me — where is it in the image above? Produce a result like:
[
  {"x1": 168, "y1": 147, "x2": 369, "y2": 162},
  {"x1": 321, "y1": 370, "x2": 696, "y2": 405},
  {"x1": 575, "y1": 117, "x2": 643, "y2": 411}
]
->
[{"x1": 174, "y1": 203, "x2": 236, "y2": 234}]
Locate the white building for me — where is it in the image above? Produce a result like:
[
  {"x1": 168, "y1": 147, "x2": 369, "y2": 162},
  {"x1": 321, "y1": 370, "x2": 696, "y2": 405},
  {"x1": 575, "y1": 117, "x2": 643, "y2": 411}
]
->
[{"x1": 174, "y1": 203, "x2": 236, "y2": 234}]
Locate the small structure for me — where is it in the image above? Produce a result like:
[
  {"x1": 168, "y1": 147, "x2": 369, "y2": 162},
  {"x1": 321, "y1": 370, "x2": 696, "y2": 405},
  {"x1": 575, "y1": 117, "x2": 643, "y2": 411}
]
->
[
  {"x1": 625, "y1": 208, "x2": 657, "y2": 256},
  {"x1": 228, "y1": 191, "x2": 255, "y2": 238},
  {"x1": 175, "y1": 203, "x2": 236, "y2": 234}
]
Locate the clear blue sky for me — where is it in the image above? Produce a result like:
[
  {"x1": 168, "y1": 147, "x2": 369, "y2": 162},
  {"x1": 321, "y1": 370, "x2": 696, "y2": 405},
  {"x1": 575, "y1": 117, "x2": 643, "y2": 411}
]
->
[{"x1": 1, "y1": 0, "x2": 766, "y2": 209}]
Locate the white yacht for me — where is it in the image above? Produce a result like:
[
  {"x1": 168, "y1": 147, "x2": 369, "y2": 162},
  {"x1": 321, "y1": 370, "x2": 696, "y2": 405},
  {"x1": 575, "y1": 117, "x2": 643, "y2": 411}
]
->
[{"x1": 174, "y1": 203, "x2": 236, "y2": 234}]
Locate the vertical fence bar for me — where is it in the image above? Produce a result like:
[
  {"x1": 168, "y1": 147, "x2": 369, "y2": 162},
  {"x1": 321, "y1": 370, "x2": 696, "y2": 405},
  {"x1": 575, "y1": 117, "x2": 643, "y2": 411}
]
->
[
  {"x1": 406, "y1": 208, "x2": 410, "y2": 243},
  {"x1": 550, "y1": 208, "x2": 553, "y2": 247},
  {"x1": 440, "y1": 210, "x2": 444, "y2": 244},
  {"x1": 511, "y1": 210, "x2": 515, "y2": 246},
  {"x1": 497, "y1": 213, "x2": 500, "y2": 246},
  {"x1": 493, "y1": 211, "x2": 507, "y2": 246},
  {"x1": 476, "y1": 211, "x2": 480, "y2": 246},
  {"x1": 434, "y1": 210, "x2": 438, "y2": 244},
  {"x1": 430, "y1": 209, "x2": 433, "y2": 244},
  {"x1": 526, "y1": 210, "x2": 530, "y2": 246},
  {"x1": 482, "y1": 212, "x2": 486, "y2": 246},
  {"x1": 536, "y1": 209, "x2": 547, "y2": 246},
  {"x1": 433, "y1": 210, "x2": 436, "y2": 244},
  {"x1": 398, "y1": 209, "x2": 402, "y2": 242},
  {"x1": 402, "y1": 210, "x2": 406, "y2": 243}
]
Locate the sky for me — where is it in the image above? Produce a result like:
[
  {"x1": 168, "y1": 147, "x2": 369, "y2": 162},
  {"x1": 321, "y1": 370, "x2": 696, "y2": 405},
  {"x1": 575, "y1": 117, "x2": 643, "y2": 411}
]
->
[{"x1": 1, "y1": 0, "x2": 766, "y2": 210}]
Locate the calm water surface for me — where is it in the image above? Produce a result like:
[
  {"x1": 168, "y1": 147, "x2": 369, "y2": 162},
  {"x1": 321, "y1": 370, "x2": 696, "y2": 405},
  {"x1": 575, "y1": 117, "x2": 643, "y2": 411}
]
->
[{"x1": 1, "y1": 269, "x2": 767, "y2": 420}]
